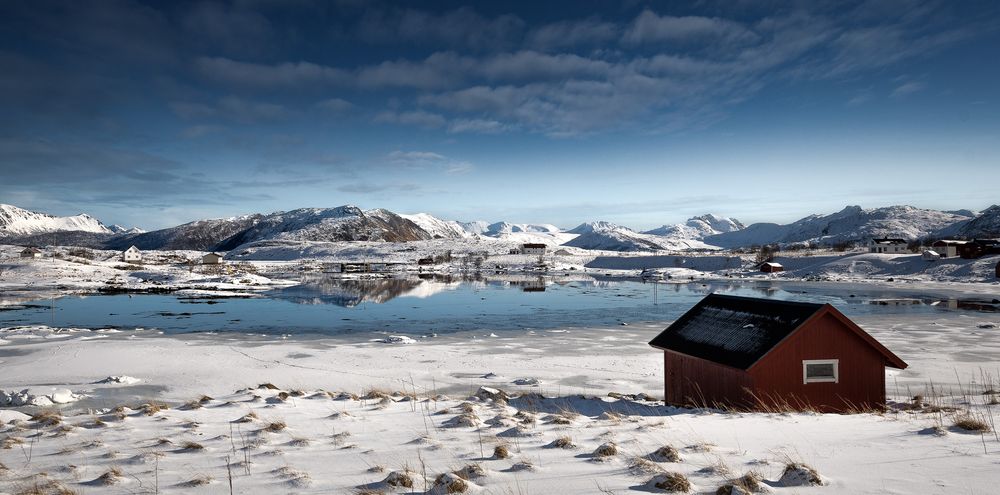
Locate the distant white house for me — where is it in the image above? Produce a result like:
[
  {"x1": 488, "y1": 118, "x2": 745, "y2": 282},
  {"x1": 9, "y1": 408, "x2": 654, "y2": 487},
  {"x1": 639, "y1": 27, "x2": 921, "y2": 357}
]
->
[
  {"x1": 202, "y1": 252, "x2": 224, "y2": 265},
  {"x1": 869, "y1": 238, "x2": 908, "y2": 254},
  {"x1": 521, "y1": 243, "x2": 547, "y2": 255},
  {"x1": 931, "y1": 240, "x2": 967, "y2": 258},
  {"x1": 922, "y1": 250, "x2": 941, "y2": 261},
  {"x1": 20, "y1": 247, "x2": 41, "y2": 259},
  {"x1": 121, "y1": 245, "x2": 142, "y2": 263}
]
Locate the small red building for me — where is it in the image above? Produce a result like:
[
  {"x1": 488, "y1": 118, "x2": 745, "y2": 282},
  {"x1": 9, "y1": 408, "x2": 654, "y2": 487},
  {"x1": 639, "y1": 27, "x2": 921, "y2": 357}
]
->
[
  {"x1": 760, "y1": 262, "x2": 784, "y2": 273},
  {"x1": 649, "y1": 294, "x2": 907, "y2": 413}
]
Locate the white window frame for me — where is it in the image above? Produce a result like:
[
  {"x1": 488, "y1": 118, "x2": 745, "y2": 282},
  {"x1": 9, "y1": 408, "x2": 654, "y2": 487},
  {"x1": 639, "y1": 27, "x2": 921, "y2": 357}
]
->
[{"x1": 802, "y1": 359, "x2": 839, "y2": 384}]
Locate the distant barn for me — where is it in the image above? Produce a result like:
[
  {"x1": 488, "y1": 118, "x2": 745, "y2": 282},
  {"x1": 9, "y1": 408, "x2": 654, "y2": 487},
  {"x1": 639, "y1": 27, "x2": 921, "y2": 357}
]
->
[
  {"x1": 921, "y1": 250, "x2": 941, "y2": 261},
  {"x1": 958, "y1": 239, "x2": 1000, "y2": 259},
  {"x1": 20, "y1": 247, "x2": 41, "y2": 259},
  {"x1": 649, "y1": 294, "x2": 907, "y2": 413},
  {"x1": 202, "y1": 252, "x2": 224, "y2": 265},
  {"x1": 760, "y1": 262, "x2": 783, "y2": 273}
]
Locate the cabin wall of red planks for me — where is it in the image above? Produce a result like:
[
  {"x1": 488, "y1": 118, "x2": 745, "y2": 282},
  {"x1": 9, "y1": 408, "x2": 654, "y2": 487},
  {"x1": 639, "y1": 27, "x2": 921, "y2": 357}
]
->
[
  {"x1": 748, "y1": 312, "x2": 888, "y2": 412},
  {"x1": 661, "y1": 310, "x2": 894, "y2": 413},
  {"x1": 664, "y1": 351, "x2": 753, "y2": 408}
]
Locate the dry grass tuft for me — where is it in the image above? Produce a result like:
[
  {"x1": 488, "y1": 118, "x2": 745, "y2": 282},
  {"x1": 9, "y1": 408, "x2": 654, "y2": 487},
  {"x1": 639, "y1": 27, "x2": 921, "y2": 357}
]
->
[
  {"x1": 367, "y1": 464, "x2": 386, "y2": 473},
  {"x1": 139, "y1": 402, "x2": 169, "y2": 416},
  {"x1": 493, "y1": 444, "x2": 511, "y2": 459},
  {"x1": 30, "y1": 410, "x2": 63, "y2": 427},
  {"x1": 434, "y1": 473, "x2": 469, "y2": 493},
  {"x1": 454, "y1": 463, "x2": 486, "y2": 480},
  {"x1": 263, "y1": 420, "x2": 287, "y2": 433},
  {"x1": 183, "y1": 400, "x2": 204, "y2": 410},
  {"x1": 444, "y1": 412, "x2": 480, "y2": 428},
  {"x1": 593, "y1": 442, "x2": 618, "y2": 458},
  {"x1": 181, "y1": 475, "x2": 213, "y2": 487},
  {"x1": 290, "y1": 390, "x2": 306, "y2": 397},
  {"x1": 547, "y1": 435, "x2": 575, "y2": 449},
  {"x1": 649, "y1": 472, "x2": 692, "y2": 492},
  {"x1": 730, "y1": 471, "x2": 763, "y2": 493},
  {"x1": 383, "y1": 470, "x2": 414, "y2": 488},
  {"x1": 363, "y1": 388, "x2": 391, "y2": 401},
  {"x1": 953, "y1": 414, "x2": 991, "y2": 432},
  {"x1": 2, "y1": 436, "x2": 26, "y2": 449},
  {"x1": 288, "y1": 437, "x2": 311, "y2": 447},
  {"x1": 180, "y1": 441, "x2": 205, "y2": 451},
  {"x1": 234, "y1": 411, "x2": 259, "y2": 423},
  {"x1": 779, "y1": 462, "x2": 823, "y2": 487},
  {"x1": 94, "y1": 467, "x2": 124, "y2": 485},
  {"x1": 648, "y1": 445, "x2": 682, "y2": 462},
  {"x1": 258, "y1": 383, "x2": 280, "y2": 390}
]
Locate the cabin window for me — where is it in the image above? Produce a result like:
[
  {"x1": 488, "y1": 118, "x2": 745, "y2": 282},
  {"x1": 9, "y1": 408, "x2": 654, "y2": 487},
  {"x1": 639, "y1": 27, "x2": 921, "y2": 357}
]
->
[{"x1": 802, "y1": 359, "x2": 838, "y2": 384}]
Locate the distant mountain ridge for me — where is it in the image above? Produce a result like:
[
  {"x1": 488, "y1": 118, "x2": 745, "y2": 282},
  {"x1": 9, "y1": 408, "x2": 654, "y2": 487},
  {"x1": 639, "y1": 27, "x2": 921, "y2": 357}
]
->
[
  {"x1": 0, "y1": 204, "x2": 114, "y2": 237},
  {"x1": 705, "y1": 205, "x2": 975, "y2": 248},
  {"x1": 2, "y1": 203, "x2": 998, "y2": 253}
]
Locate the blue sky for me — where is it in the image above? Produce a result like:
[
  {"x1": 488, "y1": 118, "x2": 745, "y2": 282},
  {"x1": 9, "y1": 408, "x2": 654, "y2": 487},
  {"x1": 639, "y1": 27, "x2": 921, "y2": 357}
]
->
[{"x1": 1, "y1": 0, "x2": 998, "y2": 230}]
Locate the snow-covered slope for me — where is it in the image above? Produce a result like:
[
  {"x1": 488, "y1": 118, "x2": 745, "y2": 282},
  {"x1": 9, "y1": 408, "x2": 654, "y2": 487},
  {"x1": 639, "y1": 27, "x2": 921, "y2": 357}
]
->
[
  {"x1": 644, "y1": 214, "x2": 744, "y2": 239},
  {"x1": 937, "y1": 205, "x2": 1000, "y2": 239},
  {"x1": 484, "y1": 222, "x2": 561, "y2": 236},
  {"x1": 564, "y1": 221, "x2": 715, "y2": 251},
  {"x1": 706, "y1": 205, "x2": 971, "y2": 248},
  {"x1": 400, "y1": 213, "x2": 470, "y2": 239},
  {"x1": 0, "y1": 204, "x2": 112, "y2": 237}
]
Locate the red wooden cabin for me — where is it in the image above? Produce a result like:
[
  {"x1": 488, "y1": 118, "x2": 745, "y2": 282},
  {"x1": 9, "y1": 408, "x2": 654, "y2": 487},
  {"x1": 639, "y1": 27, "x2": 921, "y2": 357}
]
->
[{"x1": 649, "y1": 294, "x2": 907, "y2": 413}]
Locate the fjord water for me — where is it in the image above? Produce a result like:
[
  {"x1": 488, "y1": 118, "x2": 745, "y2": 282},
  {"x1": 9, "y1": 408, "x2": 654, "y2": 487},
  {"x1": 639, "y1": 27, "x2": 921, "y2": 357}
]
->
[{"x1": 1, "y1": 277, "x2": 994, "y2": 337}]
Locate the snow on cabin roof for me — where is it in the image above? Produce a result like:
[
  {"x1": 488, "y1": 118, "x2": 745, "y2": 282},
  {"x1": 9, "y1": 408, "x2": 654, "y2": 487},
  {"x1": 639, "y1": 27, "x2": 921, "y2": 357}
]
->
[
  {"x1": 871, "y1": 238, "x2": 907, "y2": 244},
  {"x1": 762, "y1": 262, "x2": 783, "y2": 267},
  {"x1": 649, "y1": 294, "x2": 824, "y2": 370}
]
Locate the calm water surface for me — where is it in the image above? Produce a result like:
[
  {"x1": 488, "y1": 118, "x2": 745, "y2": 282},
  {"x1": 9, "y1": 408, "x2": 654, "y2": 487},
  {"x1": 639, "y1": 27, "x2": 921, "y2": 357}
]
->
[{"x1": 1, "y1": 276, "x2": 995, "y2": 336}]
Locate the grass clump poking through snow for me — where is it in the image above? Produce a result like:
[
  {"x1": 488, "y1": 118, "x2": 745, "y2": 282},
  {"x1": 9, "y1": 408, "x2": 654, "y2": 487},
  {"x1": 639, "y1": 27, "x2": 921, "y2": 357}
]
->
[
  {"x1": 547, "y1": 435, "x2": 575, "y2": 449},
  {"x1": 180, "y1": 441, "x2": 205, "y2": 451},
  {"x1": 953, "y1": 414, "x2": 991, "y2": 433},
  {"x1": 492, "y1": 444, "x2": 511, "y2": 459},
  {"x1": 30, "y1": 409, "x2": 63, "y2": 427},
  {"x1": 593, "y1": 441, "x2": 619, "y2": 458},
  {"x1": 647, "y1": 472, "x2": 692, "y2": 493},
  {"x1": 648, "y1": 445, "x2": 682, "y2": 462},
  {"x1": 94, "y1": 467, "x2": 124, "y2": 485},
  {"x1": 383, "y1": 470, "x2": 415, "y2": 488},
  {"x1": 263, "y1": 420, "x2": 287, "y2": 432},
  {"x1": 433, "y1": 473, "x2": 469, "y2": 493},
  {"x1": 778, "y1": 462, "x2": 824, "y2": 487},
  {"x1": 139, "y1": 401, "x2": 169, "y2": 416},
  {"x1": 181, "y1": 475, "x2": 213, "y2": 487}
]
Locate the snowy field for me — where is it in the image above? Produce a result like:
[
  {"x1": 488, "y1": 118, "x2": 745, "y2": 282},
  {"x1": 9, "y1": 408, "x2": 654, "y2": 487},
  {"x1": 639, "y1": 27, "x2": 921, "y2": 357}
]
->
[{"x1": 1, "y1": 312, "x2": 999, "y2": 494}]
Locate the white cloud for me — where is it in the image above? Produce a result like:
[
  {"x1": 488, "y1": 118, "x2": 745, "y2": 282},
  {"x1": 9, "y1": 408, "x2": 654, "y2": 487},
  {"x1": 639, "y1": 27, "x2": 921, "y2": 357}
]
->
[{"x1": 890, "y1": 81, "x2": 927, "y2": 98}]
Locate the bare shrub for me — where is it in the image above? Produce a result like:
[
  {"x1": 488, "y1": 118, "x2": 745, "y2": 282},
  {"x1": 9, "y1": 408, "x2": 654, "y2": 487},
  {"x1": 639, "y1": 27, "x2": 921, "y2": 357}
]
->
[
  {"x1": 546, "y1": 435, "x2": 575, "y2": 449},
  {"x1": 953, "y1": 414, "x2": 991, "y2": 432},
  {"x1": 263, "y1": 420, "x2": 287, "y2": 433},
  {"x1": 493, "y1": 444, "x2": 511, "y2": 459}
]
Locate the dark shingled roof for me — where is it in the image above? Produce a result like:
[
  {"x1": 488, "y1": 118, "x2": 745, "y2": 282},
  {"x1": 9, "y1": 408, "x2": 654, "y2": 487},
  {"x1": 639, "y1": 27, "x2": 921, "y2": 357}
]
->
[{"x1": 649, "y1": 294, "x2": 825, "y2": 370}]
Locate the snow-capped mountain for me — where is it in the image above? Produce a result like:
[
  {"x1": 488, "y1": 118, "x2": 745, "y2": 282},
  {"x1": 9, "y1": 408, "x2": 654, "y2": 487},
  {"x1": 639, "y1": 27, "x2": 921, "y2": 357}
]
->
[
  {"x1": 109, "y1": 206, "x2": 430, "y2": 251},
  {"x1": 0, "y1": 203, "x2": 113, "y2": 237},
  {"x1": 938, "y1": 205, "x2": 1000, "y2": 239},
  {"x1": 108, "y1": 224, "x2": 145, "y2": 235},
  {"x1": 483, "y1": 222, "x2": 561, "y2": 236},
  {"x1": 563, "y1": 221, "x2": 715, "y2": 252},
  {"x1": 400, "y1": 213, "x2": 471, "y2": 239},
  {"x1": 705, "y1": 205, "x2": 972, "y2": 248},
  {"x1": 644, "y1": 214, "x2": 744, "y2": 239}
]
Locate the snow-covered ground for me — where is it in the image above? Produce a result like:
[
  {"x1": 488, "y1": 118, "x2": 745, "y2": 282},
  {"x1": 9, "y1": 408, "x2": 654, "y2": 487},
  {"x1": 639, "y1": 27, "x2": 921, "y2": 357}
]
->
[{"x1": 0, "y1": 311, "x2": 998, "y2": 494}]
